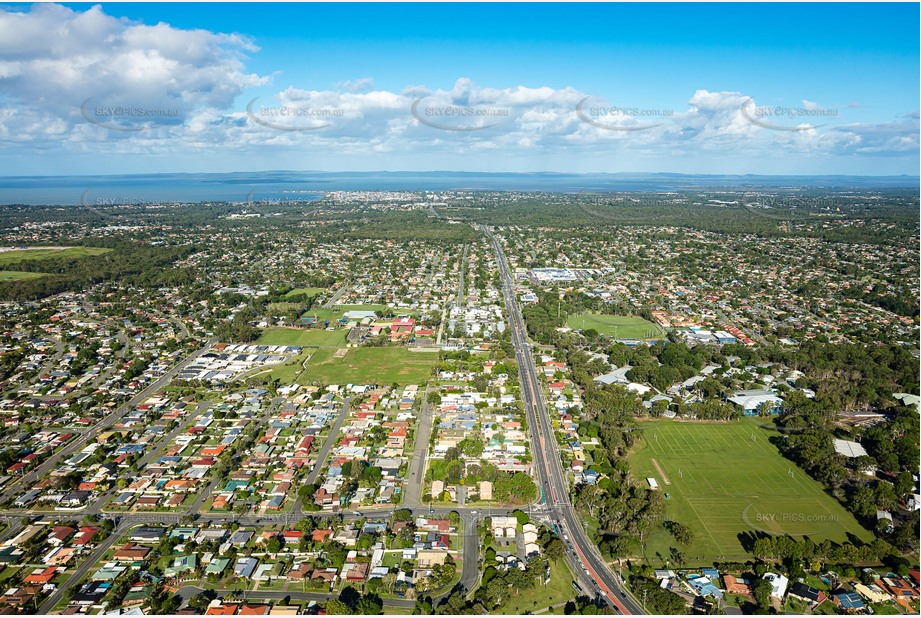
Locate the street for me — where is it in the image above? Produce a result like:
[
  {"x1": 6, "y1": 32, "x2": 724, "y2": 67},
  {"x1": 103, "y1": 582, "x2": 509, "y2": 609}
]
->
[{"x1": 486, "y1": 226, "x2": 644, "y2": 615}]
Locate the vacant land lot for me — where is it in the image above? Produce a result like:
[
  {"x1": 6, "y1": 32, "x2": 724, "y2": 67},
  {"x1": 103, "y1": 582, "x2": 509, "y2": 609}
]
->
[
  {"x1": 257, "y1": 327, "x2": 345, "y2": 348},
  {"x1": 0, "y1": 246, "x2": 110, "y2": 267},
  {"x1": 627, "y1": 418, "x2": 873, "y2": 563},
  {"x1": 301, "y1": 346, "x2": 437, "y2": 386},
  {"x1": 567, "y1": 313, "x2": 665, "y2": 340},
  {"x1": 491, "y1": 558, "x2": 576, "y2": 614},
  {"x1": 284, "y1": 287, "x2": 326, "y2": 298}
]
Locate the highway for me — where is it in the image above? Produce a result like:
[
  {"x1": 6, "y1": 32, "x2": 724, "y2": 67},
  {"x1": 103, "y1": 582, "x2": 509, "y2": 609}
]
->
[{"x1": 486, "y1": 227, "x2": 644, "y2": 615}]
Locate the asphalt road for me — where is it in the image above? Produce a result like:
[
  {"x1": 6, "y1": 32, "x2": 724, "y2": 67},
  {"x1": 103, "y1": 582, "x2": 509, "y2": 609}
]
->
[
  {"x1": 402, "y1": 387, "x2": 434, "y2": 509},
  {"x1": 174, "y1": 585, "x2": 416, "y2": 610},
  {"x1": 37, "y1": 520, "x2": 130, "y2": 614},
  {"x1": 486, "y1": 227, "x2": 644, "y2": 615},
  {"x1": 304, "y1": 399, "x2": 352, "y2": 486},
  {"x1": 322, "y1": 286, "x2": 348, "y2": 310}
]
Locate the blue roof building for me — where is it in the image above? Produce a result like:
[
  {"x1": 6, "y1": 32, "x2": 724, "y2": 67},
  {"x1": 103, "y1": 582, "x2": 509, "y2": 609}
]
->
[{"x1": 834, "y1": 591, "x2": 864, "y2": 610}]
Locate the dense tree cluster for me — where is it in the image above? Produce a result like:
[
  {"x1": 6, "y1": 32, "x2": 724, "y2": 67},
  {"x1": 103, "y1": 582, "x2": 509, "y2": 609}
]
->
[
  {"x1": 628, "y1": 575, "x2": 687, "y2": 614},
  {"x1": 0, "y1": 242, "x2": 196, "y2": 301}
]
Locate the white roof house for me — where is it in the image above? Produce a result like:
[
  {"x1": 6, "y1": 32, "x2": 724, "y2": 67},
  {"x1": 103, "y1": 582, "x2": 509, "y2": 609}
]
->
[
  {"x1": 833, "y1": 439, "x2": 868, "y2": 458},
  {"x1": 763, "y1": 572, "x2": 789, "y2": 599}
]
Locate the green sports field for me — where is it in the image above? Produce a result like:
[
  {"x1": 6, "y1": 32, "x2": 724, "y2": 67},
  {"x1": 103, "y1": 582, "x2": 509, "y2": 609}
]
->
[
  {"x1": 567, "y1": 313, "x2": 665, "y2": 340},
  {"x1": 627, "y1": 418, "x2": 873, "y2": 563},
  {"x1": 0, "y1": 246, "x2": 110, "y2": 267},
  {"x1": 257, "y1": 327, "x2": 346, "y2": 347},
  {"x1": 0, "y1": 271, "x2": 46, "y2": 281},
  {"x1": 299, "y1": 346, "x2": 437, "y2": 386}
]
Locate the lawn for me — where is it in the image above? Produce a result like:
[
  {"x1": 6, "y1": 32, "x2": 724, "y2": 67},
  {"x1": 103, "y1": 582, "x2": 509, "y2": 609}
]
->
[
  {"x1": 627, "y1": 418, "x2": 874, "y2": 563},
  {"x1": 257, "y1": 327, "x2": 346, "y2": 347},
  {"x1": 299, "y1": 347, "x2": 437, "y2": 386},
  {"x1": 0, "y1": 270, "x2": 46, "y2": 281},
  {"x1": 0, "y1": 246, "x2": 110, "y2": 267},
  {"x1": 382, "y1": 606, "x2": 412, "y2": 615},
  {"x1": 567, "y1": 313, "x2": 665, "y2": 340},
  {"x1": 265, "y1": 349, "x2": 316, "y2": 383},
  {"x1": 493, "y1": 558, "x2": 577, "y2": 614}
]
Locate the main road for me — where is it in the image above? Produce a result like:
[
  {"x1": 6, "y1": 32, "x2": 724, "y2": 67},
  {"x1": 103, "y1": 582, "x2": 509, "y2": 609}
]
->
[{"x1": 485, "y1": 227, "x2": 643, "y2": 615}]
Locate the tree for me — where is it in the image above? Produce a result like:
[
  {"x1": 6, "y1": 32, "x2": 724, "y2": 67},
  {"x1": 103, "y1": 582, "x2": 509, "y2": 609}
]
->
[
  {"x1": 663, "y1": 520, "x2": 694, "y2": 545},
  {"x1": 545, "y1": 537, "x2": 565, "y2": 561},
  {"x1": 751, "y1": 577, "x2": 773, "y2": 610},
  {"x1": 392, "y1": 508, "x2": 412, "y2": 522},
  {"x1": 188, "y1": 591, "x2": 215, "y2": 613},
  {"x1": 493, "y1": 472, "x2": 537, "y2": 504},
  {"x1": 355, "y1": 596, "x2": 383, "y2": 615},
  {"x1": 325, "y1": 599, "x2": 351, "y2": 614},
  {"x1": 382, "y1": 572, "x2": 398, "y2": 594},
  {"x1": 894, "y1": 471, "x2": 914, "y2": 496},
  {"x1": 265, "y1": 536, "x2": 283, "y2": 554}
]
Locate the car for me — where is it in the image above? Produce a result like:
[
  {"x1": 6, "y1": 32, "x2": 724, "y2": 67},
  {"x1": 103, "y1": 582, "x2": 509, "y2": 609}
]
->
[{"x1": 353, "y1": 511, "x2": 362, "y2": 516}]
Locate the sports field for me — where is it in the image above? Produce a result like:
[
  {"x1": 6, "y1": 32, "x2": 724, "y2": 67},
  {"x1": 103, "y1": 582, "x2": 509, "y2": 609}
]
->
[
  {"x1": 0, "y1": 271, "x2": 46, "y2": 281},
  {"x1": 300, "y1": 346, "x2": 437, "y2": 386},
  {"x1": 567, "y1": 313, "x2": 665, "y2": 340},
  {"x1": 256, "y1": 327, "x2": 345, "y2": 347},
  {"x1": 627, "y1": 418, "x2": 873, "y2": 563},
  {"x1": 0, "y1": 246, "x2": 110, "y2": 267}
]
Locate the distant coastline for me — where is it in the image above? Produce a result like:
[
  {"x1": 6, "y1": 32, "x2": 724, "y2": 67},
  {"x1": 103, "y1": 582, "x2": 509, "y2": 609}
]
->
[{"x1": 0, "y1": 170, "x2": 917, "y2": 206}]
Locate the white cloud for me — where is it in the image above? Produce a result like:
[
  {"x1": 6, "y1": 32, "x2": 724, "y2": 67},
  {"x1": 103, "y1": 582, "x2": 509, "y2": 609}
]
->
[
  {"x1": 335, "y1": 77, "x2": 374, "y2": 92},
  {"x1": 0, "y1": 3, "x2": 265, "y2": 130},
  {"x1": 0, "y1": 5, "x2": 916, "y2": 174}
]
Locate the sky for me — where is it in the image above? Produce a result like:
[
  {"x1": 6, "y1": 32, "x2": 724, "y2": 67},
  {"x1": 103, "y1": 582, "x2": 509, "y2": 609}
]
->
[{"x1": 0, "y1": 2, "x2": 918, "y2": 176}]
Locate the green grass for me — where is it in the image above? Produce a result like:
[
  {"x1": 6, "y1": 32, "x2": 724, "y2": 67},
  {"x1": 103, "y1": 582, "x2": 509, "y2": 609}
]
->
[
  {"x1": 869, "y1": 603, "x2": 902, "y2": 615},
  {"x1": 492, "y1": 558, "x2": 577, "y2": 614},
  {"x1": 299, "y1": 347, "x2": 437, "y2": 386},
  {"x1": 382, "y1": 606, "x2": 412, "y2": 615},
  {"x1": 0, "y1": 246, "x2": 110, "y2": 267},
  {"x1": 0, "y1": 270, "x2": 46, "y2": 281},
  {"x1": 285, "y1": 287, "x2": 326, "y2": 298},
  {"x1": 627, "y1": 418, "x2": 874, "y2": 563},
  {"x1": 257, "y1": 327, "x2": 346, "y2": 347},
  {"x1": 567, "y1": 313, "x2": 665, "y2": 340},
  {"x1": 265, "y1": 349, "x2": 316, "y2": 383}
]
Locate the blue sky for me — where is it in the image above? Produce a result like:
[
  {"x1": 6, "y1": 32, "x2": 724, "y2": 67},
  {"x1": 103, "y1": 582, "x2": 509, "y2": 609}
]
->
[{"x1": 0, "y1": 2, "x2": 918, "y2": 175}]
